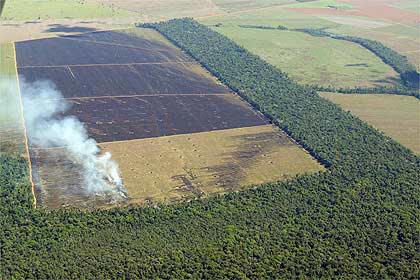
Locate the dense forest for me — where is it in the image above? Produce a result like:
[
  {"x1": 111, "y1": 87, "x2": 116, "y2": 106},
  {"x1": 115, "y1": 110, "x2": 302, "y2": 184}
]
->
[
  {"x1": 297, "y1": 28, "x2": 420, "y2": 90},
  {"x1": 1, "y1": 19, "x2": 419, "y2": 279}
]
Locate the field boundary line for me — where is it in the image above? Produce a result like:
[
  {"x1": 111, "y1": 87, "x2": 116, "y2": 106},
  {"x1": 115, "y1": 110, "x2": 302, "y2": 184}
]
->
[
  {"x1": 29, "y1": 124, "x2": 274, "y2": 150},
  {"x1": 18, "y1": 61, "x2": 196, "y2": 69},
  {"x1": 13, "y1": 42, "x2": 37, "y2": 209}
]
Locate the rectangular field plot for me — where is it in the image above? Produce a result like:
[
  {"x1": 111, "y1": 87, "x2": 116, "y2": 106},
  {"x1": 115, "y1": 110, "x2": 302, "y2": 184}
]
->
[
  {"x1": 100, "y1": 125, "x2": 325, "y2": 205},
  {"x1": 0, "y1": 43, "x2": 25, "y2": 156},
  {"x1": 66, "y1": 95, "x2": 268, "y2": 142},
  {"x1": 19, "y1": 63, "x2": 229, "y2": 98},
  {"x1": 15, "y1": 31, "x2": 192, "y2": 67},
  {"x1": 320, "y1": 93, "x2": 420, "y2": 154}
]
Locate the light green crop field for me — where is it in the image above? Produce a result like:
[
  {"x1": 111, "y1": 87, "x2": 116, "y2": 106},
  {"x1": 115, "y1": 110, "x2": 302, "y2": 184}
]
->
[
  {"x1": 285, "y1": 0, "x2": 353, "y2": 10},
  {"x1": 328, "y1": 23, "x2": 420, "y2": 71},
  {"x1": 393, "y1": 0, "x2": 420, "y2": 13},
  {"x1": 0, "y1": 43, "x2": 25, "y2": 155},
  {"x1": 200, "y1": 4, "x2": 336, "y2": 29},
  {"x1": 210, "y1": 26, "x2": 401, "y2": 88},
  {"x1": 0, "y1": 0, "x2": 135, "y2": 20},
  {"x1": 212, "y1": 0, "x2": 295, "y2": 12},
  {"x1": 320, "y1": 93, "x2": 420, "y2": 154}
]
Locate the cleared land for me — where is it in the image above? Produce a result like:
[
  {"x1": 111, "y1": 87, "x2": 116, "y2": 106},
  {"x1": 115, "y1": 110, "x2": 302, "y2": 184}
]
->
[
  {"x1": 320, "y1": 93, "x2": 420, "y2": 154},
  {"x1": 16, "y1": 32, "x2": 192, "y2": 67},
  {"x1": 16, "y1": 28, "x2": 322, "y2": 208},
  {"x1": 211, "y1": 26, "x2": 401, "y2": 87},
  {"x1": 100, "y1": 125, "x2": 325, "y2": 205},
  {"x1": 0, "y1": 43, "x2": 25, "y2": 156},
  {"x1": 66, "y1": 95, "x2": 267, "y2": 142},
  {"x1": 29, "y1": 147, "x2": 124, "y2": 209}
]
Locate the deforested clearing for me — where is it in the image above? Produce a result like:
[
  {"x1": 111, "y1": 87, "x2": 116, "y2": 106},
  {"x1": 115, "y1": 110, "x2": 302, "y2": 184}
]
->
[{"x1": 14, "y1": 28, "x2": 323, "y2": 209}]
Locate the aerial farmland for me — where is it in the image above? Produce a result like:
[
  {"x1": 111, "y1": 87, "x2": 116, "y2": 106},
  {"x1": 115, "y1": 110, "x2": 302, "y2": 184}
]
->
[
  {"x1": 10, "y1": 28, "x2": 324, "y2": 208},
  {"x1": 0, "y1": 1, "x2": 419, "y2": 278}
]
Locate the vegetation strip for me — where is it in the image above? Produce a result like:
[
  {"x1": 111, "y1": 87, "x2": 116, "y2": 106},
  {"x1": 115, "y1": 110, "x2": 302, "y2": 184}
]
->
[{"x1": 0, "y1": 19, "x2": 419, "y2": 278}]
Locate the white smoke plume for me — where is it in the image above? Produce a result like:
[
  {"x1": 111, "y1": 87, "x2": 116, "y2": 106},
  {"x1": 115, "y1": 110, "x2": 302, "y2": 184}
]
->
[{"x1": 21, "y1": 79, "x2": 127, "y2": 201}]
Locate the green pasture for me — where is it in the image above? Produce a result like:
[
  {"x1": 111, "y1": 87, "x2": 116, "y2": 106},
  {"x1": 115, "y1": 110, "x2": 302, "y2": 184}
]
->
[
  {"x1": 0, "y1": 0, "x2": 135, "y2": 20},
  {"x1": 211, "y1": 26, "x2": 402, "y2": 88},
  {"x1": 0, "y1": 43, "x2": 25, "y2": 155},
  {"x1": 212, "y1": 0, "x2": 295, "y2": 11},
  {"x1": 285, "y1": 0, "x2": 353, "y2": 10},
  {"x1": 200, "y1": 5, "x2": 336, "y2": 29}
]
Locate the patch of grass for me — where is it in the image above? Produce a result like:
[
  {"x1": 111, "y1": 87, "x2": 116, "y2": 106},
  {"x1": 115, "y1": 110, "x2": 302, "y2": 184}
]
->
[
  {"x1": 0, "y1": 43, "x2": 25, "y2": 155},
  {"x1": 328, "y1": 23, "x2": 420, "y2": 71},
  {"x1": 211, "y1": 26, "x2": 401, "y2": 88},
  {"x1": 212, "y1": 0, "x2": 295, "y2": 12},
  {"x1": 0, "y1": 0, "x2": 135, "y2": 20},
  {"x1": 0, "y1": 43, "x2": 15, "y2": 77},
  {"x1": 100, "y1": 125, "x2": 324, "y2": 205},
  {"x1": 200, "y1": 5, "x2": 335, "y2": 29},
  {"x1": 285, "y1": 0, "x2": 353, "y2": 10},
  {"x1": 393, "y1": 0, "x2": 420, "y2": 13},
  {"x1": 320, "y1": 93, "x2": 420, "y2": 154}
]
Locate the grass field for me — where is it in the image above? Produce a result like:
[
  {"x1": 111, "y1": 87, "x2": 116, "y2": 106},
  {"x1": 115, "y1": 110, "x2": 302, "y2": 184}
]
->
[
  {"x1": 213, "y1": 0, "x2": 295, "y2": 11},
  {"x1": 211, "y1": 26, "x2": 401, "y2": 88},
  {"x1": 285, "y1": 0, "x2": 353, "y2": 10},
  {"x1": 0, "y1": 0, "x2": 135, "y2": 20},
  {"x1": 320, "y1": 93, "x2": 420, "y2": 154},
  {"x1": 394, "y1": 0, "x2": 420, "y2": 13},
  {"x1": 100, "y1": 125, "x2": 324, "y2": 205},
  {"x1": 0, "y1": 43, "x2": 25, "y2": 155},
  {"x1": 328, "y1": 24, "x2": 420, "y2": 71},
  {"x1": 201, "y1": 1, "x2": 420, "y2": 71},
  {"x1": 200, "y1": 4, "x2": 336, "y2": 29}
]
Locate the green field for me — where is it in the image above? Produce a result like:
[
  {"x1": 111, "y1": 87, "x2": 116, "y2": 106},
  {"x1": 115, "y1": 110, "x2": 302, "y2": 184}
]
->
[
  {"x1": 320, "y1": 93, "x2": 420, "y2": 154},
  {"x1": 210, "y1": 26, "x2": 401, "y2": 88},
  {"x1": 0, "y1": 43, "x2": 25, "y2": 155},
  {"x1": 0, "y1": 0, "x2": 135, "y2": 20},
  {"x1": 394, "y1": 0, "x2": 420, "y2": 13},
  {"x1": 285, "y1": 0, "x2": 353, "y2": 10},
  {"x1": 201, "y1": 4, "x2": 336, "y2": 29},
  {"x1": 212, "y1": 0, "x2": 295, "y2": 11}
]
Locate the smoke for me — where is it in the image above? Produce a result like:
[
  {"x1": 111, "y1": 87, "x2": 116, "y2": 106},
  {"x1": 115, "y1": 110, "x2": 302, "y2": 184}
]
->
[{"x1": 21, "y1": 79, "x2": 127, "y2": 201}]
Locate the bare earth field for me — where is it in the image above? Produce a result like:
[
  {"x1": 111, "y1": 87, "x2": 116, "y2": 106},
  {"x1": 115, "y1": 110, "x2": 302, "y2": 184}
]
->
[
  {"x1": 320, "y1": 93, "x2": 420, "y2": 154},
  {"x1": 100, "y1": 125, "x2": 324, "y2": 205}
]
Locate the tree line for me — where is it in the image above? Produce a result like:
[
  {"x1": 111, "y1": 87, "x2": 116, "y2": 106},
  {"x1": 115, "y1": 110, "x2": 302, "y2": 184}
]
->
[{"x1": 0, "y1": 18, "x2": 419, "y2": 279}]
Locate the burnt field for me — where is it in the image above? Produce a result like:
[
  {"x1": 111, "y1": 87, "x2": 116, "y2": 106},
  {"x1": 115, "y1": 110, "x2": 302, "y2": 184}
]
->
[
  {"x1": 15, "y1": 28, "x2": 321, "y2": 208},
  {"x1": 15, "y1": 31, "x2": 192, "y2": 67},
  {"x1": 67, "y1": 95, "x2": 268, "y2": 142},
  {"x1": 19, "y1": 63, "x2": 229, "y2": 98},
  {"x1": 29, "y1": 147, "x2": 123, "y2": 209}
]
